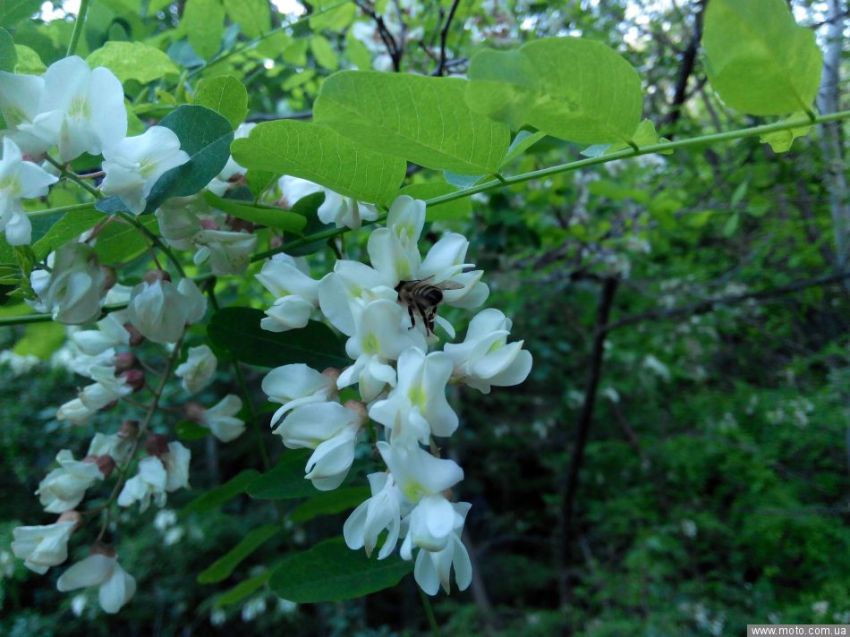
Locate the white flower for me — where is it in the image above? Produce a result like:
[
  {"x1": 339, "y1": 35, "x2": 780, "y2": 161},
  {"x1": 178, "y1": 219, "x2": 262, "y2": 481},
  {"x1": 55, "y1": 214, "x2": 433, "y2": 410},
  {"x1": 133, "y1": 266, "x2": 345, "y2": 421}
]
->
[
  {"x1": 262, "y1": 363, "x2": 336, "y2": 426},
  {"x1": 0, "y1": 71, "x2": 47, "y2": 154},
  {"x1": 367, "y1": 195, "x2": 425, "y2": 282},
  {"x1": 127, "y1": 277, "x2": 207, "y2": 344},
  {"x1": 338, "y1": 299, "x2": 426, "y2": 402},
  {"x1": 411, "y1": 502, "x2": 472, "y2": 596},
  {"x1": 0, "y1": 137, "x2": 58, "y2": 245},
  {"x1": 117, "y1": 456, "x2": 167, "y2": 511},
  {"x1": 279, "y1": 175, "x2": 378, "y2": 229},
  {"x1": 18, "y1": 56, "x2": 127, "y2": 163},
  {"x1": 155, "y1": 197, "x2": 202, "y2": 249},
  {"x1": 57, "y1": 552, "x2": 136, "y2": 614},
  {"x1": 377, "y1": 440, "x2": 463, "y2": 504},
  {"x1": 101, "y1": 126, "x2": 189, "y2": 214},
  {"x1": 206, "y1": 122, "x2": 255, "y2": 195},
  {"x1": 193, "y1": 229, "x2": 257, "y2": 275},
  {"x1": 175, "y1": 345, "x2": 217, "y2": 394},
  {"x1": 30, "y1": 242, "x2": 106, "y2": 325},
  {"x1": 199, "y1": 394, "x2": 245, "y2": 442},
  {"x1": 343, "y1": 472, "x2": 402, "y2": 559},
  {"x1": 401, "y1": 494, "x2": 456, "y2": 557},
  {"x1": 56, "y1": 398, "x2": 97, "y2": 425},
  {"x1": 36, "y1": 450, "x2": 103, "y2": 513},
  {"x1": 276, "y1": 401, "x2": 364, "y2": 491},
  {"x1": 369, "y1": 348, "x2": 457, "y2": 446},
  {"x1": 78, "y1": 365, "x2": 132, "y2": 411},
  {"x1": 256, "y1": 254, "x2": 320, "y2": 332},
  {"x1": 88, "y1": 432, "x2": 132, "y2": 466},
  {"x1": 11, "y1": 520, "x2": 76, "y2": 574},
  {"x1": 70, "y1": 312, "x2": 130, "y2": 356},
  {"x1": 318, "y1": 260, "x2": 395, "y2": 336},
  {"x1": 444, "y1": 309, "x2": 533, "y2": 393},
  {"x1": 162, "y1": 441, "x2": 191, "y2": 492}
]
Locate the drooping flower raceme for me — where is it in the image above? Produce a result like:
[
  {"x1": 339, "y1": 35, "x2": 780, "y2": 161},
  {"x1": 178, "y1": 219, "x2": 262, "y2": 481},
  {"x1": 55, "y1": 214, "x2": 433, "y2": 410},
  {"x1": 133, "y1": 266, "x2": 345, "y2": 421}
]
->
[{"x1": 259, "y1": 194, "x2": 531, "y2": 597}]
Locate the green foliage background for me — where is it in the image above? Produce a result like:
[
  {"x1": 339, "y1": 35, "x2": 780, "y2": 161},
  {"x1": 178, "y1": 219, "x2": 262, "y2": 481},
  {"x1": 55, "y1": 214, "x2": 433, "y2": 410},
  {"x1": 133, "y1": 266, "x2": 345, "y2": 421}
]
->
[{"x1": 2, "y1": 0, "x2": 850, "y2": 635}]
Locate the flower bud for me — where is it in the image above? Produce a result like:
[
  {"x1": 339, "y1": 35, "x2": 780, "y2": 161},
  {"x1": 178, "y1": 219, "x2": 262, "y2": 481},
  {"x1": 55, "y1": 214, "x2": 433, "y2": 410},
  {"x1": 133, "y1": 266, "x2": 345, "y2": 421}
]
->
[
  {"x1": 95, "y1": 455, "x2": 116, "y2": 478},
  {"x1": 58, "y1": 510, "x2": 83, "y2": 532},
  {"x1": 225, "y1": 216, "x2": 255, "y2": 233},
  {"x1": 143, "y1": 270, "x2": 171, "y2": 284},
  {"x1": 118, "y1": 419, "x2": 140, "y2": 440},
  {"x1": 100, "y1": 266, "x2": 117, "y2": 291},
  {"x1": 344, "y1": 400, "x2": 367, "y2": 425},
  {"x1": 121, "y1": 369, "x2": 145, "y2": 392},
  {"x1": 113, "y1": 352, "x2": 137, "y2": 372},
  {"x1": 183, "y1": 401, "x2": 205, "y2": 423},
  {"x1": 89, "y1": 542, "x2": 117, "y2": 558},
  {"x1": 144, "y1": 433, "x2": 169, "y2": 457},
  {"x1": 322, "y1": 367, "x2": 341, "y2": 384},
  {"x1": 123, "y1": 322, "x2": 144, "y2": 346}
]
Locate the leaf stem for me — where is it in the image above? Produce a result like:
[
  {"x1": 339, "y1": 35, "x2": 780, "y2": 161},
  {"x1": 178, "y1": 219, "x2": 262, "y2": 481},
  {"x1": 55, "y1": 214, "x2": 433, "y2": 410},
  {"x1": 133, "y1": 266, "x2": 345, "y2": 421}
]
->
[
  {"x1": 250, "y1": 109, "x2": 850, "y2": 262},
  {"x1": 66, "y1": 0, "x2": 90, "y2": 57}
]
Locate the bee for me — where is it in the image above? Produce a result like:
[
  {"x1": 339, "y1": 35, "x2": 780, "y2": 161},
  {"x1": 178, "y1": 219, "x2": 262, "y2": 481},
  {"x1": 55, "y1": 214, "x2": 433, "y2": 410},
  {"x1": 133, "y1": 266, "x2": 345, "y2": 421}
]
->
[{"x1": 395, "y1": 276, "x2": 464, "y2": 335}]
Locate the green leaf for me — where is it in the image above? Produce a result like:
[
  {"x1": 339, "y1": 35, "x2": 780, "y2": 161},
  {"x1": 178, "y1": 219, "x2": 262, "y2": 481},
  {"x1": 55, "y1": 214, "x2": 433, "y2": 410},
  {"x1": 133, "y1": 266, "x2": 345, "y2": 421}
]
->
[
  {"x1": 231, "y1": 121, "x2": 406, "y2": 206},
  {"x1": 14, "y1": 44, "x2": 44, "y2": 73},
  {"x1": 182, "y1": 469, "x2": 261, "y2": 516},
  {"x1": 290, "y1": 487, "x2": 370, "y2": 523},
  {"x1": 198, "y1": 525, "x2": 280, "y2": 584},
  {"x1": 182, "y1": 0, "x2": 225, "y2": 60},
  {"x1": 207, "y1": 307, "x2": 349, "y2": 369},
  {"x1": 31, "y1": 207, "x2": 102, "y2": 259},
  {"x1": 310, "y1": 0, "x2": 356, "y2": 30},
  {"x1": 345, "y1": 30, "x2": 372, "y2": 70},
  {"x1": 13, "y1": 322, "x2": 65, "y2": 359},
  {"x1": 215, "y1": 570, "x2": 273, "y2": 607},
  {"x1": 760, "y1": 112, "x2": 813, "y2": 152},
  {"x1": 147, "y1": 105, "x2": 234, "y2": 211},
  {"x1": 501, "y1": 130, "x2": 547, "y2": 167},
  {"x1": 194, "y1": 75, "x2": 248, "y2": 130},
  {"x1": 400, "y1": 182, "x2": 471, "y2": 222},
  {"x1": 703, "y1": 0, "x2": 823, "y2": 115},
  {"x1": 0, "y1": 0, "x2": 41, "y2": 26},
  {"x1": 87, "y1": 41, "x2": 179, "y2": 84},
  {"x1": 310, "y1": 35, "x2": 339, "y2": 70},
  {"x1": 269, "y1": 537, "x2": 412, "y2": 603},
  {"x1": 581, "y1": 119, "x2": 672, "y2": 158},
  {"x1": 0, "y1": 28, "x2": 16, "y2": 72},
  {"x1": 204, "y1": 191, "x2": 306, "y2": 232},
  {"x1": 314, "y1": 71, "x2": 510, "y2": 175},
  {"x1": 176, "y1": 420, "x2": 210, "y2": 441},
  {"x1": 247, "y1": 450, "x2": 318, "y2": 500},
  {"x1": 466, "y1": 37, "x2": 643, "y2": 144},
  {"x1": 223, "y1": 0, "x2": 270, "y2": 38},
  {"x1": 723, "y1": 212, "x2": 740, "y2": 237}
]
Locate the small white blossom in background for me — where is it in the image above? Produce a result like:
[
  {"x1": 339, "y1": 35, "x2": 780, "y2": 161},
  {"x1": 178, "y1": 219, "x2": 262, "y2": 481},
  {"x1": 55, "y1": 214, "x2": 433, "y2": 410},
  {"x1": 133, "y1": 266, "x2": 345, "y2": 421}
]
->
[
  {"x1": 206, "y1": 122, "x2": 255, "y2": 196},
  {"x1": 11, "y1": 516, "x2": 78, "y2": 574},
  {"x1": 196, "y1": 394, "x2": 245, "y2": 442},
  {"x1": 0, "y1": 350, "x2": 40, "y2": 376},
  {"x1": 279, "y1": 175, "x2": 379, "y2": 230},
  {"x1": 175, "y1": 345, "x2": 218, "y2": 394},
  {"x1": 100, "y1": 126, "x2": 189, "y2": 214},
  {"x1": 30, "y1": 242, "x2": 108, "y2": 325},
  {"x1": 57, "y1": 548, "x2": 136, "y2": 614},
  {"x1": 127, "y1": 275, "x2": 207, "y2": 343}
]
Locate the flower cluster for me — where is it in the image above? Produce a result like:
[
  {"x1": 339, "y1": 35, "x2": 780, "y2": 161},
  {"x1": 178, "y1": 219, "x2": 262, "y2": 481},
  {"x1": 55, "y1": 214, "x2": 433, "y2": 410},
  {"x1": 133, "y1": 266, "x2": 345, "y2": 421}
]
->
[{"x1": 260, "y1": 195, "x2": 532, "y2": 595}]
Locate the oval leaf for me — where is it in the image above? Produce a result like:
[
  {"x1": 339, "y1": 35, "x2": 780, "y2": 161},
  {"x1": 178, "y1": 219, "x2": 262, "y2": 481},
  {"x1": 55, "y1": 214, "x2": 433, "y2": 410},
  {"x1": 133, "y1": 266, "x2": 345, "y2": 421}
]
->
[
  {"x1": 247, "y1": 450, "x2": 318, "y2": 500},
  {"x1": 198, "y1": 524, "x2": 280, "y2": 584},
  {"x1": 466, "y1": 37, "x2": 643, "y2": 145},
  {"x1": 290, "y1": 487, "x2": 370, "y2": 523},
  {"x1": 269, "y1": 537, "x2": 412, "y2": 603},
  {"x1": 146, "y1": 105, "x2": 234, "y2": 211},
  {"x1": 0, "y1": 28, "x2": 16, "y2": 72},
  {"x1": 231, "y1": 120, "x2": 406, "y2": 206},
  {"x1": 314, "y1": 71, "x2": 510, "y2": 174},
  {"x1": 207, "y1": 307, "x2": 348, "y2": 369},
  {"x1": 194, "y1": 75, "x2": 248, "y2": 130},
  {"x1": 203, "y1": 191, "x2": 306, "y2": 232},
  {"x1": 181, "y1": 469, "x2": 261, "y2": 516},
  {"x1": 87, "y1": 41, "x2": 179, "y2": 84},
  {"x1": 703, "y1": 0, "x2": 823, "y2": 115}
]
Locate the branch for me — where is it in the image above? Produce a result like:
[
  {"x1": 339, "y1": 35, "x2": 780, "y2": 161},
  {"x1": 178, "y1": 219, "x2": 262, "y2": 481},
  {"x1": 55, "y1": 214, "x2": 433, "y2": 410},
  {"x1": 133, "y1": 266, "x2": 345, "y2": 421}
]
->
[
  {"x1": 662, "y1": 0, "x2": 706, "y2": 132},
  {"x1": 558, "y1": 277, "x2": 619, "y2": 605},
  {"x1": 435, "y1": 0, "x2": 462, "y2": 76},
  {"x1": 601, "y1": 270, "x2": 850, "y2": 334},
  {"x1": 355, "y1": 0, "x2": 403, "y2": 71},
  {"x1": 246, "y1": 111, "x2": 312, "y2": 122}
]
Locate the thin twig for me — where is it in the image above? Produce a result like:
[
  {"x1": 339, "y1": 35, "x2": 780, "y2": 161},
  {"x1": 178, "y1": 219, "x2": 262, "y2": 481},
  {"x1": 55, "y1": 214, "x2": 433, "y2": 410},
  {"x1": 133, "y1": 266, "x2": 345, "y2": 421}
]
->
[{"x1": 435, "y1": 0, "x2": 461, "y2": 76}]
